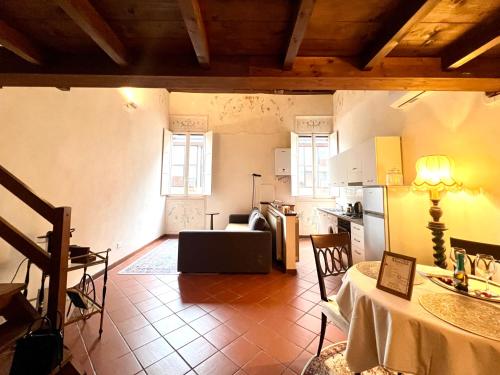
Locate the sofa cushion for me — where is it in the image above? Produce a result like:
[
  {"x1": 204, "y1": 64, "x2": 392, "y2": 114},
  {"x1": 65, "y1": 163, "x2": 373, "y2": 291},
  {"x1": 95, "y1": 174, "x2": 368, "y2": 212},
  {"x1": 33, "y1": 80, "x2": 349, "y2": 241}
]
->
[
  {"x1": 248, "y1": 208, "x2": 260, "y2": 224},
  {"x1": 225, "y1": 223, "x2": 252, "y2": 231},
  {"x1": 249, "y1": 213, "x2": 270, "y2": 231}
]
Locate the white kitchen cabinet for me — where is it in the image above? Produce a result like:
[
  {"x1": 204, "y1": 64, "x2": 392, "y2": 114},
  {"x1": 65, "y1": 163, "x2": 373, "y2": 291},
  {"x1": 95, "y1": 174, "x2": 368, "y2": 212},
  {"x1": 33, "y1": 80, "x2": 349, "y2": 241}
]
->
[
  {"x1": 330, "y1": 152, "x2": 347, "y2": 187},
  {"x1": 346, "y1": 147, "x2": 363, "y2": 184},
  {"x1": 351, "y1": 222, "x2": 365, "y2": 264},
  {"x1": 361, "y1": 137, "x2": 402, "y2": 186},
  {"x1": 329, "y1": 136, "x2": 401, "y2": 189}
]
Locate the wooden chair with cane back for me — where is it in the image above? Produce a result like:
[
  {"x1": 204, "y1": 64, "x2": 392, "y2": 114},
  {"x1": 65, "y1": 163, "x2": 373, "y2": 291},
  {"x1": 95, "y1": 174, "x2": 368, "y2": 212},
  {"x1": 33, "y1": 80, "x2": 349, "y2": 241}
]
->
[
  {"x1": 310, "y1": 232, "x2": 352, "y2": 357},
  {"x1": 311, "y1": 233, "x2": 404, "y2": 375}
]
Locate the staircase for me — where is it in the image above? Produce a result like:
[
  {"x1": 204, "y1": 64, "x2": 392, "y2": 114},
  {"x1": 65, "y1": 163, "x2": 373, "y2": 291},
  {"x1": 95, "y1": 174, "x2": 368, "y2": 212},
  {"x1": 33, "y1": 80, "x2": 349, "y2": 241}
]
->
[
  {"x1": 0, "y1": 283, "x2": 40, "y2": 353},
  {"x1": 0, "y1": 164, "x2": 75, "y2": 373}
]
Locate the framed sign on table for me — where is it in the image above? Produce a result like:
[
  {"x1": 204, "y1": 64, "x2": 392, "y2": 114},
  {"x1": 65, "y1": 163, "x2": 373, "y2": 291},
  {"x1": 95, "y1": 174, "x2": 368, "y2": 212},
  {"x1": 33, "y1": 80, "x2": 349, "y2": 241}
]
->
[{"x1": 376, "y1": 251, "x2": 417, "y2": 300}]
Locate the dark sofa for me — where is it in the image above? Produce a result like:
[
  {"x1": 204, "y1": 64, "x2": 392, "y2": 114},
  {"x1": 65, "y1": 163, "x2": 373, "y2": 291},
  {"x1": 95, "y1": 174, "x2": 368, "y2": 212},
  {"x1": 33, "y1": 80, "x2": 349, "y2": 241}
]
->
[{"x1": 177, "y1": 212, "x2": 272, "y2": 273}]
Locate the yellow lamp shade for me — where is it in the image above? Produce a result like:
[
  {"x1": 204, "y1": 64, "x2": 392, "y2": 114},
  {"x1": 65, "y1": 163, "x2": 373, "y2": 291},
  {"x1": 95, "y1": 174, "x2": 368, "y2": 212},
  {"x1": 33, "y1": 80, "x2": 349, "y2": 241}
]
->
[{"x1": 412, "y1": 155, "x2": 462, "y2": 192}]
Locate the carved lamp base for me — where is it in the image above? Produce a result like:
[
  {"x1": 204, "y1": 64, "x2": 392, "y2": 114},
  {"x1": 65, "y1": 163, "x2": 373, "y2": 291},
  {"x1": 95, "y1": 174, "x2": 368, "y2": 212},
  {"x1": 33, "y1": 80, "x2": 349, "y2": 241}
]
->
[{"x1": 427, "y1": 197, "x2": 448, "y2": 269}]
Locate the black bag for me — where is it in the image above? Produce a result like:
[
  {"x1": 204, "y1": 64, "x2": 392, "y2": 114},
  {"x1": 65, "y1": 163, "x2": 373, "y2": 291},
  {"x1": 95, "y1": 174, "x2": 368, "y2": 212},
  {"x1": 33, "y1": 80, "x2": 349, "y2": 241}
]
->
[{"x1": 10, "y1": 316, "x2": 63, "y2": 375}]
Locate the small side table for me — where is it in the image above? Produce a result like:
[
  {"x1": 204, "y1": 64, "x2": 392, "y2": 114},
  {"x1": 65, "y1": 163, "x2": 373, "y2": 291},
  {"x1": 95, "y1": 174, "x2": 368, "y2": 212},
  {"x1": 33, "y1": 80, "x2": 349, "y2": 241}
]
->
[{"x1": 206, "y1": 212, "x2": 220, "y2": 230}]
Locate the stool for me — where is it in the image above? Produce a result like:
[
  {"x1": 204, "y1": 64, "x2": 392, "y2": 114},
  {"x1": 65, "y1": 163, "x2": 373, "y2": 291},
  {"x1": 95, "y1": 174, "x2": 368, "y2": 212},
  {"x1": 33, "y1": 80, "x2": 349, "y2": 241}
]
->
[{"x1": 205, "y1": 212, "x2": 219, "y2": 230}]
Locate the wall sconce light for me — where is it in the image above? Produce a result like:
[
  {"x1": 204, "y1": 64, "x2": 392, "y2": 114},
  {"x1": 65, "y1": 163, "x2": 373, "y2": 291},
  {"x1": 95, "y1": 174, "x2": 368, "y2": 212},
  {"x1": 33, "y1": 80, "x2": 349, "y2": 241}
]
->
[
  {"x1": 120, "y1": 87, "x2": 138, "y2": 110},
  {"x1": 412, "y1": 155, "x2": 462, "y2": 268}
]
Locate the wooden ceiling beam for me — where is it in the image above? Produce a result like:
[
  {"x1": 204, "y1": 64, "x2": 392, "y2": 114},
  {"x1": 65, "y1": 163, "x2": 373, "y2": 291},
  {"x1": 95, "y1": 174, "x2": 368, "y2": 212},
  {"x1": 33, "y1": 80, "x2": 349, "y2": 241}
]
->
[
  {"x1": 442, "y1": 13, "x2": 500, "y2": 70},
  {"x1": 359, "y1": 0, "x2": 440, "y2": 70},
  {"x1": 283, "y1": 0, "x2": 316, "y2": 70},
  {"x1": 0, "y1": 56, "x2": 499, "y2": 91},
  {"x1": 177, "y1": 0, "x2": 210, "y2": 68},
  {"x1": 55, "y1": 0, "x2": 128, "y2": 66},
  {"x1": 0, "y1": 21, "x2": 44, "y2": 65}
]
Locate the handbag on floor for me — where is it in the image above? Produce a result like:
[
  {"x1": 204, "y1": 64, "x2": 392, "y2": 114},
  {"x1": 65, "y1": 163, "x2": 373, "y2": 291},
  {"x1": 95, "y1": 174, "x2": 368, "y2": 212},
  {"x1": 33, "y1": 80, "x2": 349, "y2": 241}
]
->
[{"x1": 10, "y1": 315, "x2": 63, "y2": 375}]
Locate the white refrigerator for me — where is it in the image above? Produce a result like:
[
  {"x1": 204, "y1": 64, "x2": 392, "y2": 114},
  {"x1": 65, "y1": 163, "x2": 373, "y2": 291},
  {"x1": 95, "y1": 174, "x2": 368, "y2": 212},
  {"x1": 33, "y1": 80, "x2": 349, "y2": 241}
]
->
[{"x1": 362, "y1": 186, "x2": 390, "y2": 261}]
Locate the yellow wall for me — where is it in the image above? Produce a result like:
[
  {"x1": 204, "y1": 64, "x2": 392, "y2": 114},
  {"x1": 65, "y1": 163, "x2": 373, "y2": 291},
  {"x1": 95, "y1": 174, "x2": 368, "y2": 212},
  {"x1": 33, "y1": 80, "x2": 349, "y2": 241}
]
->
[{"x1": 333, "y1": 91, "x2": 500, "y2": 264}]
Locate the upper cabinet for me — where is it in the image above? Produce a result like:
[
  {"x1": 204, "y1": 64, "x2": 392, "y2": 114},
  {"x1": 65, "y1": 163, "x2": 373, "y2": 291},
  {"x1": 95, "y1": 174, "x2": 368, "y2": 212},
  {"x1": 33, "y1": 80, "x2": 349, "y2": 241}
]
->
[
  {"x1": 361, "y1": 136, "x2": 402, "y2": 186},
  {"x1": 330, "y1": 152, "x2": 347, "y2": 187},
  {"x1": 329, "y1": 136, "x2": 402, "y2": 188},
  {"x1": 347, "y1": 150, "x2": 363, "y2": 184}
]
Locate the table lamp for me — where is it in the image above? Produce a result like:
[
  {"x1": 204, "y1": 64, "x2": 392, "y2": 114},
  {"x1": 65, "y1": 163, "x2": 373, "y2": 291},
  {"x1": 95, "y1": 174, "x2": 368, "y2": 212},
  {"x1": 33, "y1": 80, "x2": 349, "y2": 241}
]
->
[{"x1": 412, "y1": 155, "x2": 462, "y2": 269}]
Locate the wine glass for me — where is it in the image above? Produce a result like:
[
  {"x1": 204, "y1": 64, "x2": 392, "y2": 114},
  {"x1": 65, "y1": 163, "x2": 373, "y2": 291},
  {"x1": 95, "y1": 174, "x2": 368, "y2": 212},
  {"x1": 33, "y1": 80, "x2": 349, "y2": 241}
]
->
[{"x1": 474, "y1": 254, "x2": 497, "y2": 294}]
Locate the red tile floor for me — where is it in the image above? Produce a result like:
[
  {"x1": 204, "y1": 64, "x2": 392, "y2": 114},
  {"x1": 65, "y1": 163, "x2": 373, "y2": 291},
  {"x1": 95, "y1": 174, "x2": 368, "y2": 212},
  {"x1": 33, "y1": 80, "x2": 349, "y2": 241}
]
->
[{"x1": 66, "y1": 238, "x2": 346, "y2": 375}]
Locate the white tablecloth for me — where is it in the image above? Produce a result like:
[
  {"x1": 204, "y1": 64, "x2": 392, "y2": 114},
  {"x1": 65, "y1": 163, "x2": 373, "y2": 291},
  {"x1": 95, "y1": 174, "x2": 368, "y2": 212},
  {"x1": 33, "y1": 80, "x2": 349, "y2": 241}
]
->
[{"x1": 336, "y1": 265, "x2": 500, "y2": 375}]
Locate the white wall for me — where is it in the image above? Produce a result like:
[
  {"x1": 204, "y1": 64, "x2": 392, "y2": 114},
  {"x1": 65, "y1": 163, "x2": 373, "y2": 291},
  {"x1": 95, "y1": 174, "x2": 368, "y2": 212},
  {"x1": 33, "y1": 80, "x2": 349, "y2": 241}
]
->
[
  {"x1": 0, "y1": 87, "x2": 168, "y2": 291},
  {"x1": 333, "y1": 91, "x2": 500, "y2": 264},
  {"x1": 167, "y1": 93, "x2": 334, "y2": 234}
]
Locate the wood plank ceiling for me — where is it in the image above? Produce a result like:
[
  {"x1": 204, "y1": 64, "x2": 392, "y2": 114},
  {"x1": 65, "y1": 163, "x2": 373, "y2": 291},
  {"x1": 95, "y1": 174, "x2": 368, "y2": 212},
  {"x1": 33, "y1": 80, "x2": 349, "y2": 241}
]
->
[{"x1": 0, "y1": 0, "x2": 498, "y2": 91}]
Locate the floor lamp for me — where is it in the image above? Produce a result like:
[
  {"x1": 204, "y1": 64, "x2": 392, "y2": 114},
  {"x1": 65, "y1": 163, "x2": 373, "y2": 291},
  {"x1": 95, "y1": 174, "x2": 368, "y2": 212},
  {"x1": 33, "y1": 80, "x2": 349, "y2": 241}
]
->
[
  {"x1": 412, "y1": 155, "x2": 461, "y2": 269},
  {"x1": 251, "y1": 173, "x2": 262, "y2": 209}
]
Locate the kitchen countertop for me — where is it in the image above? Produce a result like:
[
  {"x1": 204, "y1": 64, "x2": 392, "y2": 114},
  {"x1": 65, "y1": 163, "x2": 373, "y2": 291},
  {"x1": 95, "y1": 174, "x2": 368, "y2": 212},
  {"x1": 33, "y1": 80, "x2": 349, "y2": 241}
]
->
[{"x1": 317, "y1": 207, "x2": 364, "y2": 226}]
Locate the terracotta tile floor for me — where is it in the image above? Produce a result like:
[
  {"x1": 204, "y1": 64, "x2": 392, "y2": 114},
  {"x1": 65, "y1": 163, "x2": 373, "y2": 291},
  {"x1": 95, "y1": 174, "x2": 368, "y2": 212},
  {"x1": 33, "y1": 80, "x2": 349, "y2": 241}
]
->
[{"x1": 66, "y1": 238, "x2": 346, "y2": 375}]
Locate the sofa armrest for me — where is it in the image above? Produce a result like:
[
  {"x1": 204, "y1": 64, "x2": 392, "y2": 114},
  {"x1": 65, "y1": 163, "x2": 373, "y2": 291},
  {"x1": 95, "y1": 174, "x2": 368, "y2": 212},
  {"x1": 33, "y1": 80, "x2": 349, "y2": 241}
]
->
[
  {"x1": 229, "y1": 214, "x2": 249, "y2": 224},
  {"x1": 178, "y1": 230, "x2": 271, "y2": 273}
]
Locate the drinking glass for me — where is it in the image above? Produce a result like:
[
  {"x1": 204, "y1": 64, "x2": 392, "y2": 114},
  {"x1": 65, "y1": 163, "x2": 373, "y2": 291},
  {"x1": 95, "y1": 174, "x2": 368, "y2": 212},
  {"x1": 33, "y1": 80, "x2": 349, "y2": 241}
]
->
[{"x1": 474, "y1": 254, "x2": 497, "y2": 293}]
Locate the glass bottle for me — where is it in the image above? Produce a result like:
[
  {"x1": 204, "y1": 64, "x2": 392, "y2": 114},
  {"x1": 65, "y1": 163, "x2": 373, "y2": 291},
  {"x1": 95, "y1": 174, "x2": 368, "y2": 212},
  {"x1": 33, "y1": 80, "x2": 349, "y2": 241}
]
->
[{"x1": 453, "y1": 248, "x2": 469, "y2": 292}]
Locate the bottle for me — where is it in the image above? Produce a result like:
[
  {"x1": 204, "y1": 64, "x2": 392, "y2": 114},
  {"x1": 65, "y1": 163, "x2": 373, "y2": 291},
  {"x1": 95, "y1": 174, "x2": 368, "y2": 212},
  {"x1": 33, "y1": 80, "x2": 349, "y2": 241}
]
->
[{"x1": 453, "y1": 248, "x2": 469, "y2": 292}]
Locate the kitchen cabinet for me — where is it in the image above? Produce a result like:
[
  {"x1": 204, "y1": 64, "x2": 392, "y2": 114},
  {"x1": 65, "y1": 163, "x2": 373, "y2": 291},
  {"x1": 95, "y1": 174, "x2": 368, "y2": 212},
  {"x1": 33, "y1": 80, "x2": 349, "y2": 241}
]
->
[
  {"x1": 330, "y1": 152, "x2": 347, "y2": 187},
  {"x1": 329, "y1": 136, "x2": 401, "y2": 189},
  {"x1": 351, "y1": 222, "x2": 365, "y2": 264},
  {"x1": 361, "y1": 137, "x2": 402, "y2": 186},
  {"x1": 346, "y1": 147, "x2": 363, "y2": 184}
]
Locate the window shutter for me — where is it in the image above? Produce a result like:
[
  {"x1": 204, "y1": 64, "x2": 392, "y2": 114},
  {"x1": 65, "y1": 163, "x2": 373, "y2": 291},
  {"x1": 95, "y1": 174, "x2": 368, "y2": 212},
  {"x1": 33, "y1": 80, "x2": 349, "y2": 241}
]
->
[
  {"x1": 160, "y1": 129, "x2": 172, "y2": 195},
  {"x1": 329, "y1": 131, "x2": 338, "y2": 156},
  {"x1": 203, "y1": 131, "x2": 213, "y2": 195},
  {"x1": 329, "y1": 131, "x2": 340, "y2": 197},
  {"x1": 290, "y1": 132, "x2": 298, "y2": 196}
]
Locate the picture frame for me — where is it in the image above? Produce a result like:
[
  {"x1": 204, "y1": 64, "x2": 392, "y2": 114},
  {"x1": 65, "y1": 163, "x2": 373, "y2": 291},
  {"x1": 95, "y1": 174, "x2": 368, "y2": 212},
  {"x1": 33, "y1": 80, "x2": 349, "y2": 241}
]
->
[{"x1": 376, "y1": 251, "x2": 417, "y2": 300}]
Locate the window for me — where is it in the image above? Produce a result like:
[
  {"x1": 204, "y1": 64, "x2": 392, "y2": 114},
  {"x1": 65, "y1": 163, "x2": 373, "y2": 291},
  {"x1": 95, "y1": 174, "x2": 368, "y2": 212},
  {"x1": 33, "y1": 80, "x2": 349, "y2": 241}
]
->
[
  {"x1": 161, "y1": 130, "x2": 212, "y2": 196},
  {"x1": 291, "y1": 132, "x2": 337, "y2": 198}
]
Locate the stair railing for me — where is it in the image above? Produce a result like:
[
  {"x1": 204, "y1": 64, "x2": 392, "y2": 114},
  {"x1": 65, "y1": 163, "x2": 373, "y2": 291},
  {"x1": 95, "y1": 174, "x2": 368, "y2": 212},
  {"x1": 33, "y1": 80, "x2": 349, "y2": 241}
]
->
[{"x1": 0, "y1": 164, "x2": 71, "y2": 325}]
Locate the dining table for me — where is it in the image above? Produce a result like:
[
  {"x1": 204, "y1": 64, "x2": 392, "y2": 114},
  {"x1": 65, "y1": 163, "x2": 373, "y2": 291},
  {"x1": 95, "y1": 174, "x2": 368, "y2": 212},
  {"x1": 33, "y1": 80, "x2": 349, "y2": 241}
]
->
[{"x1": 335, "y1": 263, "x2": 500, "y2": 375}]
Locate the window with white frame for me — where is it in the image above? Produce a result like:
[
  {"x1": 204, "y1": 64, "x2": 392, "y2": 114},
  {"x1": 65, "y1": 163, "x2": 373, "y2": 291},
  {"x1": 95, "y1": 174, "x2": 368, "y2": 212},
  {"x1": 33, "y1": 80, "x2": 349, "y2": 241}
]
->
[
  {"x1": 161, "y1": 130, "x2": 213, "y2": 196},
  {"x1": 291, "y1": 132, "x2": 337, "y2": 198}
]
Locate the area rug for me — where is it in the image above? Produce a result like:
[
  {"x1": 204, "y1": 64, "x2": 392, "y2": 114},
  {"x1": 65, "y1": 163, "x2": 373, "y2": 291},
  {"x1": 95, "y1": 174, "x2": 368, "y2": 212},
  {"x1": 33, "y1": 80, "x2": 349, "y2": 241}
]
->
[
  {"x1": 302, "y1": 341, "x2": 397, "y2": 375},
  {"x1": 119, "y1": 240, "x2": 179, "y2": 275}
]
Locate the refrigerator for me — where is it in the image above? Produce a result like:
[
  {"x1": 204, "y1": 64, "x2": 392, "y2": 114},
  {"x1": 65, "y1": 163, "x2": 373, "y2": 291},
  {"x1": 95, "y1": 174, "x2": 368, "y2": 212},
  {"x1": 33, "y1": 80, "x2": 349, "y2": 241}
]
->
[{"x1": 362, "y1": 186, "x2": 390, "y2": 261}]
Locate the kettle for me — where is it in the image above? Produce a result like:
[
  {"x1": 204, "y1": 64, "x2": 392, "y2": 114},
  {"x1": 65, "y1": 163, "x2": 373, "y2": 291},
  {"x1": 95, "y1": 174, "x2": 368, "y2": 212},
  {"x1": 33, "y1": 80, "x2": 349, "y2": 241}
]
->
[{"x1": 353, "y1": 201, "x2": 363, "y2": 215}]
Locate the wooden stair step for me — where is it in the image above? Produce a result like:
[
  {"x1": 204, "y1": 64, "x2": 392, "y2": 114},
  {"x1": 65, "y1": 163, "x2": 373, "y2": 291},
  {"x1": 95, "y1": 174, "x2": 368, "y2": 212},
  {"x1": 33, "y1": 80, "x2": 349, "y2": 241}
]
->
[
  {"x1": 0, "y1": 292, "x2": 40, "y2": 353},
  {"x1": 0, "y1": 283, "x2": 25, "y2": 310}
]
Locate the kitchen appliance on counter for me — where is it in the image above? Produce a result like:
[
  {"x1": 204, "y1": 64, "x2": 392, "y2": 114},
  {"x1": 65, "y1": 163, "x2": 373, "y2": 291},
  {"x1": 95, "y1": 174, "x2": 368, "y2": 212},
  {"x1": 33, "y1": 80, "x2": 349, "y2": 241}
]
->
[
  {"x1": 363, "y1": 186, "x2": 389, "y2": 261},
  {"x1": 346, "y1": 203, "x2": 353, "y2": 215},
  {"x1": 353, "y1": 201, "x2": 363, "y2": 217}
]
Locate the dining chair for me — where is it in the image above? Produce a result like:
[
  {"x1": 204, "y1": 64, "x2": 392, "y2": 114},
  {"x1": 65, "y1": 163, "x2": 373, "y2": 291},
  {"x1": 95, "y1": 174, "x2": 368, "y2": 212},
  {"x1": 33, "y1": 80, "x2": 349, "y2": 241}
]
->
[
  {"x1": 450, "y1": 237, "x2": 500, "y2": 275},
  {"x1": 310, "y1": 232, "x2": 352, "y2": 357}
]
